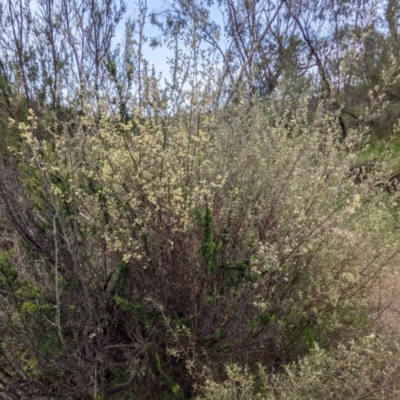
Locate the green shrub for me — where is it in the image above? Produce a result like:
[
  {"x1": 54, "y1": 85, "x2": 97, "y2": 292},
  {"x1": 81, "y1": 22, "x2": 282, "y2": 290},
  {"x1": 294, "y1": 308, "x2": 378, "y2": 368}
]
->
[
  {"x1": 197, "y1": 330, "x2": 400, "y2": 399},
  {"x1": 1, "y1": 92, "x2": 400, "y2": 397}
]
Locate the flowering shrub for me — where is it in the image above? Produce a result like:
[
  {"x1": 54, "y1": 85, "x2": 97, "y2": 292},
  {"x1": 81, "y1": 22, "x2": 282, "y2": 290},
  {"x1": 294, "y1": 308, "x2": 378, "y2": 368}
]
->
[
  {"x1": 1, "y1": 92, "x2": 400, "y2": 398},
  {"x1": 197, "y1": 332, "x2": 400, "y2": 399}
]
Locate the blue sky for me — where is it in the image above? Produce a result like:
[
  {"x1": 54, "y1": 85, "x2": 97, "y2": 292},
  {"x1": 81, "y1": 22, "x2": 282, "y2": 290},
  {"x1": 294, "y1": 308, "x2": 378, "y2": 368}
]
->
[
  {"x1": 116, "y1": 0, "x2": 225, "y2": 80},
  {"x1": 121, "y1": 0, "x2": 172, "y2": 77},
  {"x1": 28, "y1": 0, "x2": 224, "y2": 83}
]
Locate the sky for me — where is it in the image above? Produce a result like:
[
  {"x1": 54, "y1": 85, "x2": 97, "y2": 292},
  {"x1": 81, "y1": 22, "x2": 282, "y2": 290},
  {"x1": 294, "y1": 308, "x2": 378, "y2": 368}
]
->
[
  {"x1": 119, "y1": 0, "x2": 172, "y2": 78},
  {"x1": 116, "y1": 0, "x2": 225, "y2": 80},
  {"x1": 26, "y1": 0, "x2": 225, "y2": 84}
]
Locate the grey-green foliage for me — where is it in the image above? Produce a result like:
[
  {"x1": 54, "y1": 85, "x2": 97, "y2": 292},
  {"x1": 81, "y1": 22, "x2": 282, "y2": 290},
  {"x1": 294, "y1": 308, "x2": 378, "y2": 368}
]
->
[{"x1": 197, "y1": 332, "x2": 400, "y2": 399}]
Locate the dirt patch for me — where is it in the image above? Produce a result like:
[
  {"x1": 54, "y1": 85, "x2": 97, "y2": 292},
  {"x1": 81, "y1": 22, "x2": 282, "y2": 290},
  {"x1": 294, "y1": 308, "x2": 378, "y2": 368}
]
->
[{"x1": 375, "y1": 278, "x2": 400, "y2": 330}]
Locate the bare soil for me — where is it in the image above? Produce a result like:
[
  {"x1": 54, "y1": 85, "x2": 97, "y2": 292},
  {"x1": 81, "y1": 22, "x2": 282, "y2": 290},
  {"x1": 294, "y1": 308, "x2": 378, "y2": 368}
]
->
[{"x1": 375, "y1": 277, "x2": 400, "y2": 330}]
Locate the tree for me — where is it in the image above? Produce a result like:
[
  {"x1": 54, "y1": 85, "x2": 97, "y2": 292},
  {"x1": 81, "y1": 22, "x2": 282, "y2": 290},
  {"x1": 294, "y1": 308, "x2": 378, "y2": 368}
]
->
[{"x1": 153, "y1": 0, "x2": 400, "y2": 140}]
